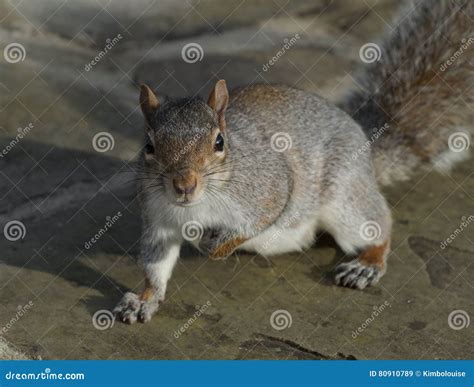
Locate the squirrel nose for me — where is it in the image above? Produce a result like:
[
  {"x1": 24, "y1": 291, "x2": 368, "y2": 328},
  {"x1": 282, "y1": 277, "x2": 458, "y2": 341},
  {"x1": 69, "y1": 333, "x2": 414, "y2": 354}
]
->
[{"x1": 173, "y1": 176, "x2": 197, "y2": 195}]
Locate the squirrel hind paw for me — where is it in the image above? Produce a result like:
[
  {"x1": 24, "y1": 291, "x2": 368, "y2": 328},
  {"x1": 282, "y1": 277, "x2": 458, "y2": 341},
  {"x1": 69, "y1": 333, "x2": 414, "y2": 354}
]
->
[
  {"x1": 334, "y1": 260, "x2": 383, "y2": 289},
  {"x1": 113, "y1": 292, "x2": 159, "y2": 324}
]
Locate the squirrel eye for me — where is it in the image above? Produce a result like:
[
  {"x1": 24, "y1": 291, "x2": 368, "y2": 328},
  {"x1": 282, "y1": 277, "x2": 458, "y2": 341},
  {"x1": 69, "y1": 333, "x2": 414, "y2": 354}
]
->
[
  {"x1": 214, "y1": 133, "x2": 224, "y2": 152},
  {"x1": 144, "y1": 143, "x2": 154, "y2": 154}
]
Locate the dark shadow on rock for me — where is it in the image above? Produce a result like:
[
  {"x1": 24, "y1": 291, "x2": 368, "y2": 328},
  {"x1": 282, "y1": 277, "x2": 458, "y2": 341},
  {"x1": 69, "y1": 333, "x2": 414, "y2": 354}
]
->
[
  {"x1": 408, "y1": 320, "x2": 427, "y2": 331},
  {"x1": 307, "y1": 232, "x2": 350, "y2": 287},
  {"x1": 237, "y1": 333, "x2": 357, "y2": 360},
  {"x1": 0, "y1": 139, "x2": 142, "y2": 305},
  {"x1": 408, "y1": 235, "x2": 473, "y2": 297}
]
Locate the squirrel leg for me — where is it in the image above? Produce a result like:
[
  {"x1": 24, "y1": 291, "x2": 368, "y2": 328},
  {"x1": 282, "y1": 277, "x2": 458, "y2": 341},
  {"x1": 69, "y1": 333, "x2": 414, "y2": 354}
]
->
[
  {"x1": 113, "y1": 237, "x2": 181, "y2": 324},
  {"x1": 331, "y1": 211, "x2": 392, "y2": 290},
  {"x1": 320, "y1": 183, "x2": 392, "y2": 289}
]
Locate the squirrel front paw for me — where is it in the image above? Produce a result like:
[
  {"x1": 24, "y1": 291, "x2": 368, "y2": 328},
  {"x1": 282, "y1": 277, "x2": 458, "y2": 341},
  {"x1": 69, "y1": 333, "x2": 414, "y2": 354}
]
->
[
  {"x1": 334, "y1": 259, "x2": 383, "y2": 289},
  {"x1": 113, "y1": 292, "x2": 160, "y2": 324}
]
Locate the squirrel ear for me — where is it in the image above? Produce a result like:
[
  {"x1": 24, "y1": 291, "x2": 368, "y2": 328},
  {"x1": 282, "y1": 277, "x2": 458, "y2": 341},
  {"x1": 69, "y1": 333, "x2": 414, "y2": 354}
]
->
[
  {"x1": 139, "y1": 84, "x2": 160, "y2": 122},
  {"x1": 207, "y1": 79, "x2": 229, "y2": 130}
]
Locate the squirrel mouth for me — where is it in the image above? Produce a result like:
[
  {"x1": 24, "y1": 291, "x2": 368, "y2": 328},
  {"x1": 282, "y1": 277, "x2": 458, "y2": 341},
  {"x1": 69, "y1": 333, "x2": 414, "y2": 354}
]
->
[{"x1": 175, "y1": 198, "x2": 200, "y2": 207}]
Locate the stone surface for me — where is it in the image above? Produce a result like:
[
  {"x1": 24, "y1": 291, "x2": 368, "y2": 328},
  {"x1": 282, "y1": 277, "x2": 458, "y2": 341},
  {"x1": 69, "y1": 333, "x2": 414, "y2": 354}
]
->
[
  {"x1": 0, "y1": 337, "x2": 28, "y2": 360},
  {"x1": 0, "y1": 0, "x2": 472, "y2": 360}
]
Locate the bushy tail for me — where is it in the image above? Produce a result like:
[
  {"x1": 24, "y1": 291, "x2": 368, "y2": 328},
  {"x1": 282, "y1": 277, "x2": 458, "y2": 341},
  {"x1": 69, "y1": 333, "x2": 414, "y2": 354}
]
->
[{"x1": 341, "y1": 0, "x2": 474, "y2": 186}]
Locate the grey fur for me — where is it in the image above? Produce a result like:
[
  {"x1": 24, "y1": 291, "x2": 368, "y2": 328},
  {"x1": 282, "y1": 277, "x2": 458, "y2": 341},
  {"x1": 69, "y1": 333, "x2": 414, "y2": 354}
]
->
[{"x1": 341, "y1": 0, "x2": 474, "y2": 185}]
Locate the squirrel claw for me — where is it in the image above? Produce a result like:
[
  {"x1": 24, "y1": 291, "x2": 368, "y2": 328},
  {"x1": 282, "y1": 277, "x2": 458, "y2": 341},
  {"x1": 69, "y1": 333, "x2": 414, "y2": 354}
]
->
[
  {"x1": 113, "y1": 292, "x2": 159, "y2": 324},
  {"x1": 334, "y1": 260, "x2": 382, "y2": 289},
  {"x1": 113, "y1": 292, "x2": 140, "y2": 324}
]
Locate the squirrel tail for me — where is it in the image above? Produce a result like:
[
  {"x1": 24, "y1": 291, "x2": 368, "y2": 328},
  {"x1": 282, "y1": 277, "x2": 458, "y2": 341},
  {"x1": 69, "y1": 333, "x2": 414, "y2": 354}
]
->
[{"x1": 340, "y1": 0, "x2": 474, "y2": 186}]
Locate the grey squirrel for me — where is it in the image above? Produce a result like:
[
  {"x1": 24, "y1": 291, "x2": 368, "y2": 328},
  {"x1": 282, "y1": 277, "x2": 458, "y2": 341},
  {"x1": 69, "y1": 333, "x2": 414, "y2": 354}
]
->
[{"x1": 114, "y1": 0, "x2": 473, "y2": 324}]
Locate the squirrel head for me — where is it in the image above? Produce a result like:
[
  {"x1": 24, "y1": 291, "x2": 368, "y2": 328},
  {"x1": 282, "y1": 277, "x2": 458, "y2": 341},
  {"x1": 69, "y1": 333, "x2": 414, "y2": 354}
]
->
[{"x1": 139, "y1": 80, "x2": 230, "y2": 207}]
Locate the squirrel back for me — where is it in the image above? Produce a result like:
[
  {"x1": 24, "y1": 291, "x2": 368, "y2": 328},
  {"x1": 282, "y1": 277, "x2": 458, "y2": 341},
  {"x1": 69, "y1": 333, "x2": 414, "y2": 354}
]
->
[{"x1": 341, "y1": 0, "x2": 474, "y2": 186}]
